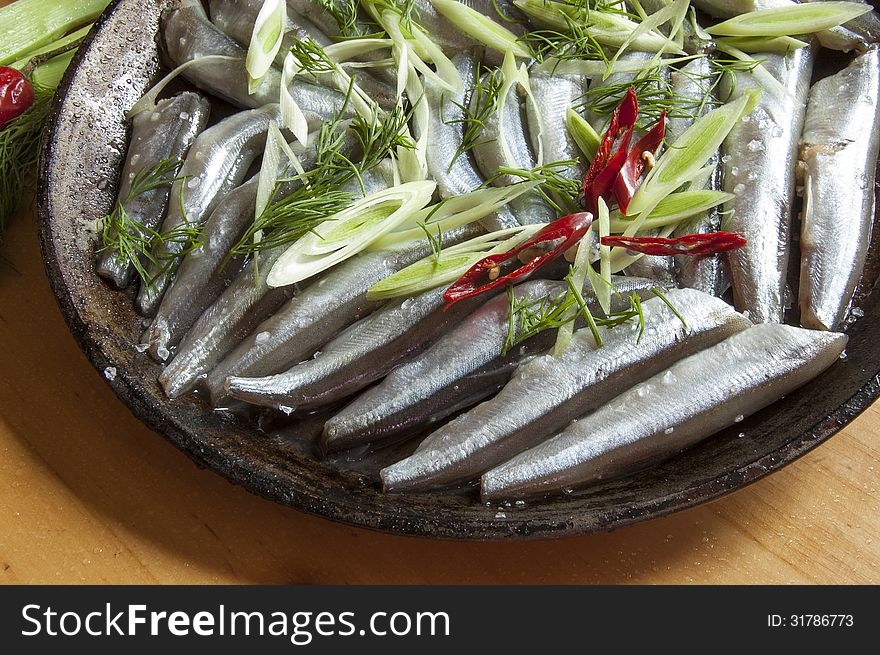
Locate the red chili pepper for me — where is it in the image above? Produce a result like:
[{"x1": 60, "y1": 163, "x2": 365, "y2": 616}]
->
[
  {"x1": 612, "y1": 109, "x2": 666, "y2": 214},
  {"x1": 600, "y1": 232, "x2": 747, "y2": 257},
  {"x1": 0, "y1": 67, "x2": 35, "y2": 130},
  {"x1": 444, "y1": 212, "x2": 593, "y2": 305},
  {"x1": 582, "y1": 86, "x2": 638, "y2": 215}
]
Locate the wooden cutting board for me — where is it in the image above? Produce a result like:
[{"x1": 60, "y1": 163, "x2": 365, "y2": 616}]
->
[{"x1": 0, "y1": 0, "x2": 877, "y2": 584}]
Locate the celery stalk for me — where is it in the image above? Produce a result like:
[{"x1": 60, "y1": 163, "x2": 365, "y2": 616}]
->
[{"x1": 0, "y1": 0, "x2": 110, "y2": 65}]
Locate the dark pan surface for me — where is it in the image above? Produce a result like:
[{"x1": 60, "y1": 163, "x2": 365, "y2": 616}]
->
[{"x1": 36, "y1": 0, "x2": 880, "y2": 539}]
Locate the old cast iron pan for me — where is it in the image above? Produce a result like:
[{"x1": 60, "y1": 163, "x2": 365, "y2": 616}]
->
[{"x1": 36, "y1": 0, "x2": 880, "y2": 539}]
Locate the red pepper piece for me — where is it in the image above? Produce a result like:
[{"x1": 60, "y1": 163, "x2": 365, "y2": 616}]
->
[
  {"x1": 585, "y1": 126, "x2": 633, "y2": 215},
  {"x1": 0, "y1": 67, "x2": 35, "y2": 130},
  {"x1": 444, "y1": 212, "x2": 594, "y2": 305},
  {"x1": 600, "y1": 232, "x2": 747, "y2": 257},
  {"x1": 613, "y1": 109, "x2": 666, "y2": 214},
  {"x1": 582, "y1": 86, "x2": 638, "y2": 213}
]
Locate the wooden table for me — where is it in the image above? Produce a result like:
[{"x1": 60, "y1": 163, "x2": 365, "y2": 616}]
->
[{"x1": 1, "y1": 197, "x2": 878, "y2": 585}]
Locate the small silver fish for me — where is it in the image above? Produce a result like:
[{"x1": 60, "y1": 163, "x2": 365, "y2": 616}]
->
[
  {"x1": 322, "y1": 276, "x2": 658, "y2": 453},
  {"x1": 225, "y1": 285, "x2": 481, "y2": 410},
  {"x1": 799, "y1": 48, "x2": 880, "y2": 330},
  {"x1": 144, "y1": 130, "x2": 333, "y2": 359},
  {"x1": 158, "y1": 245, "x2": 297, "y2": 397},
  {"x1": 471, "y1": 72, "x2": 556, "y2": 225},
  {"x1": 481, "y1": 324, "x2": 847, "y2": 500},
  {"x1": 527, "y1": 72, "x2": 588, "y2": 181},
  {"x1": 424, "y1": 52, "x2": 520, "y2": 231},
  {"x1": 722, "y1": 46, "x2": 814, "y2": 324},
  {"x1": 380, "y1": 289, "x2": 752, "y2": 492},
  {"x1": 669, "y1": 56, "x2": 729, "y2": 298},
  {"x1": 208, "y1": 0, "x2": 333, "y2": 60},
  {"x1": 163, "y1": 0, "x2": 353, "y2": 116},
  {"x1": 136, "y1": 104, "x2": 282, "y2": 317},
  {"x1": 96, "y1": 92, "x2": 210, "y2": 290}
]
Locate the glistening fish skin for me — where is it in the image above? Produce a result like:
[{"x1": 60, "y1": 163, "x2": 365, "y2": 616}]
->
[
  {"x1": 527, "y1": 73, "x2": 588, "y2": 182},
  {"x1": 471, "y1": 73, "x2": 556, "y2": 225},
  {"x1": 162, "y1": 0, "x2": 281, "y2": 107},
  {"x1": 321, "y1": 276, "x2": 658, "y2": 453},
  {"x1": 143, "y1": 132, "x2": 327, "y2": 360},
  {"x1": 380, "y1": 289, "x2": 752, "y2": 492},
  {"x1": 425, "y1": 52, "x2": 519, "y2": 232},
  {"x1": 669, "y1": 56, "x2": 729, "y2": 298},
  {"x1": 158, "y1": 246, "x2": 296, "y2": 399},
  {"x1": 204, "y1": 245, "x2": 436, "y2": 404},
  {"x1": 161, "y1": 163, "x2": 399, "y2": 399},
  {"x1": 208, "y1": 0, "x2": 333, "y2": 60},
  {"x1": 96, "y1": 92, "x2": 210, "y2": 290},
  {"x1": 136, "y1": 104, "x2": 282, "y2": 317},
  {"x1": 225, "y1": 285, "x2": 480, "y2": 410},
  {"x1": 163, "y1": 0, "x2": 352, "y2": 118},
  {"x1": 208, "y1": 0, "x2": 397, "y2": 110},
  {"x1": 482, "y1": 324, "x2": 847, "y2": 500},
  {"x1": 722, "y1": 47, "x2": 814, "y2": 324},
  {"x1": 799, "y1": 49, "x2": 880, "y2": 331}
]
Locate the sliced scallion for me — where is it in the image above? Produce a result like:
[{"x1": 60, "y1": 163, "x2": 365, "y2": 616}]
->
[
  {"x1": 429, "y1": 0, "x2": 532, "y2": 58},
  {"x1": 366, "y1": 225, "x2": 541, "y2": 300},
  {"x1": 267, "y1": 181, "x2": 437, "y2": 287},
  {"x1": 246, "y1": 0, "x2": 287, "y2": 94},
  {"x1": 706, "y1": 2, "x2": 872, "y2": 37}
]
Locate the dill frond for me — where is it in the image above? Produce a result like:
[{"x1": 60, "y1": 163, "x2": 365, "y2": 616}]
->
[
  {"x1": 0, "y1": 84, "x2": 53, "y2": 245},
  {"x1": 495, "y1": 160, "x2": 582, "y2": 212},
  {"x1": 97, "y1": 156, "x2": 200, "y2": 288},
  {"x1": 446, "y1": 67, "x2": 502, "y2": 168}
]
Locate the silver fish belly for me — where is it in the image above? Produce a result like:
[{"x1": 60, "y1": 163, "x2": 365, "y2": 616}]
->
[
  {"x1": 799, "y1": 49, "x2": 880, "y2": 330},
  {"x1": 380, "y1": 288, "x2": 752, "y2": 492},
  {"x1": 97, "y1": 92, "x2": 210, "y2": 290},
  {"x1": 471, "y1": 74, "x2": 556, "y2": 225},
  {"x1": 527, "y1": 73, "x2": 588, "y2": 181},
  {"x1": 722, "y1": 47, "x2": 814, "y2": 324},
  {"x1": 136, "y1": 104, "x2": 282, "y2": 317},
  {"x1": 158, "y1": 246, "x2": 297, "y2": 398},
  {"x1": 321, "y1": 276, "x2": 658, "y2": 453},
  {"x1": 224, "y1": 285, "x2": 480, "y2": 410},
  {"x1": 669, "y1": 56, "x2": 729, "y2": 297},
  {"x1": 482, "y1": 324, "x2": 847, "y2": 500},
  {"x1": 425, "y1": 52, "x2": 519, "y2": 231}
]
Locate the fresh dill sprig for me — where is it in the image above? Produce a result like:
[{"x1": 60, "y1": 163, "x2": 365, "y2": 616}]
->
[
  {"x1": 446, "y1": 67, "x2": 502, "y2": 168},
  {"x1": 503, "y1": 286, "x2": 572, "y2": 355},
  {"x1": 520, "y1": 16, "x2": 607, "y2": 65},
  {"x1": 502, "y1": 273, "x2": 655, "y2": 354},
  {"x1": 370, "y1": 0, "x2": 420, "y2": 32},
  {"x1": 319, "y1": 0, "x2": 376, "y2": 37},
  {"x1": 0, "y1": 84, "x2": 53, "y2": 245},
  {"x1": 502, "y1": 270, "x2": 645, "y2": 354},
  {"x1": 350, "y1": 100, "x2": 416, "y2": 181},
  {"x1": 98, "y1": 157, "x2": 202, "y2": 287},
  {"x1": 229, "y1": 89, "x2": 415, "y2": 258},
  {"x1": 288, "y1": 38, "x2": 337, "y2": 75},
  {"x1": 577, "y1": 65, "x2": 686, "y2": 129},
  {"x1": 711, "y1": 56, "x2": 763, "y2": 103},
  {"x1": 495, "y1": 160, "x2": 582, "y2": 213}
]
